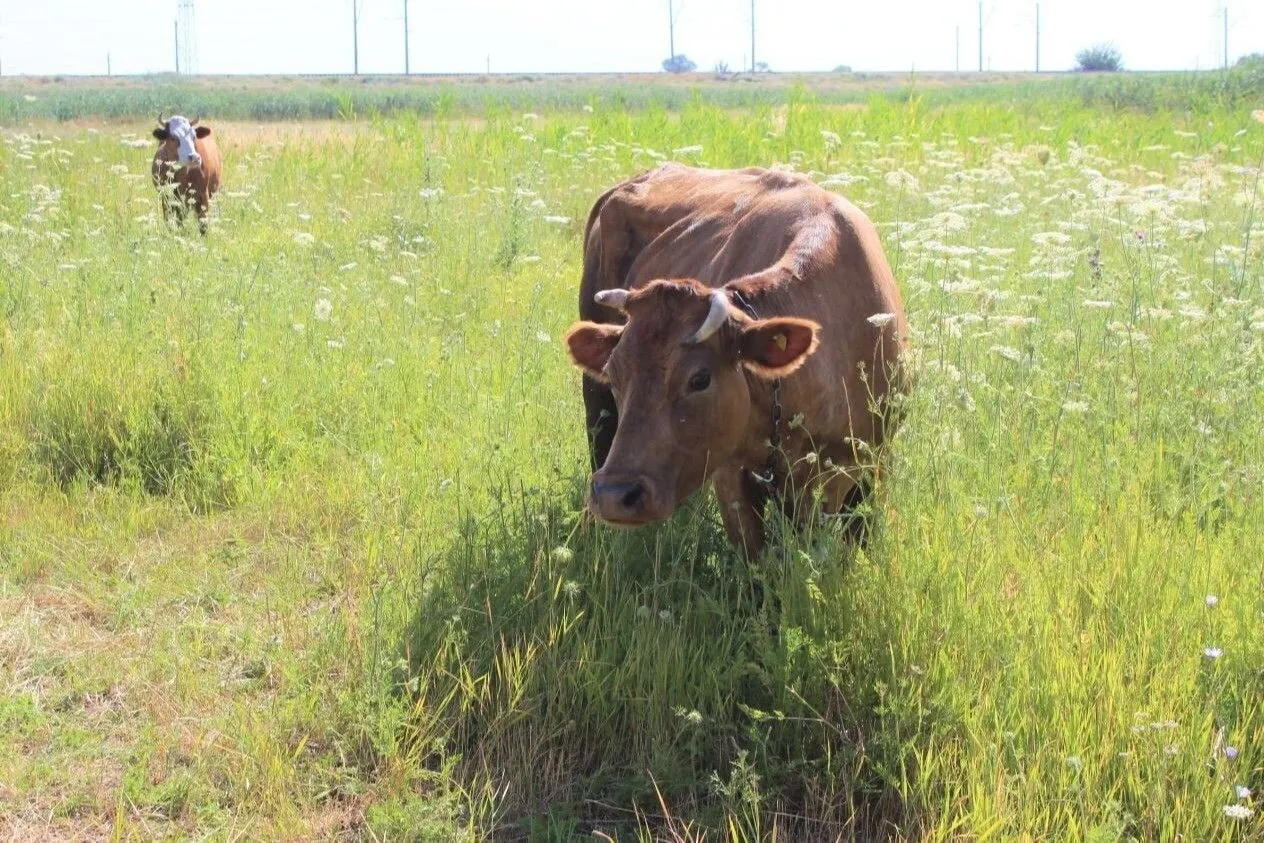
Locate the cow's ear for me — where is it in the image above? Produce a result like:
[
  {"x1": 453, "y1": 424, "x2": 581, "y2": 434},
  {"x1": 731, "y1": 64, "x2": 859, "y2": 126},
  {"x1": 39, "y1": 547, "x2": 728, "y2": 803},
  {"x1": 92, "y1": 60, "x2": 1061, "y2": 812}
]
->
[
  {"x1": 195, "y1": 126, "x2": 211, "y2": 138},
  {"x1": 564, "y1": 322, "x2": 623, "y2": 382},
  {"x1": 152, "y1": 127, "x2": 170, "y2": 140},
  {"x1": 738, "y1": 318, "x2": 820, "y2": 378}
]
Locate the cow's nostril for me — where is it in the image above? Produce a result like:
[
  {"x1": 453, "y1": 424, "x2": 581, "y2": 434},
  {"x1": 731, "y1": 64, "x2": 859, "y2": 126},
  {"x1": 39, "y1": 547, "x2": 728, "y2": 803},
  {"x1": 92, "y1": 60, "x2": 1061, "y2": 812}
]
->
[{"x1": 620, "y1": 484, "x2": 644, "y2": 511}]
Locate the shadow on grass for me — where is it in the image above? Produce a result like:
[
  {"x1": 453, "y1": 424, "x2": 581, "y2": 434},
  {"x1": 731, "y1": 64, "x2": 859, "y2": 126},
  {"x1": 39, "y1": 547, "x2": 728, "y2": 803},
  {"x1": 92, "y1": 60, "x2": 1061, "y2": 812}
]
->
[{"x1": 402, "y1": 476, "x2": 920, "y2": 840}]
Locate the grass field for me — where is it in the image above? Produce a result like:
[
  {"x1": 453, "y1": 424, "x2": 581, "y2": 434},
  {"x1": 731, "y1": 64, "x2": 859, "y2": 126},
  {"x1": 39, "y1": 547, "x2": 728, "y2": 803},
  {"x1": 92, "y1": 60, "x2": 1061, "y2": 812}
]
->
[{"x1": 1, "y1": 76, "x2": 1262, "y2": 840}]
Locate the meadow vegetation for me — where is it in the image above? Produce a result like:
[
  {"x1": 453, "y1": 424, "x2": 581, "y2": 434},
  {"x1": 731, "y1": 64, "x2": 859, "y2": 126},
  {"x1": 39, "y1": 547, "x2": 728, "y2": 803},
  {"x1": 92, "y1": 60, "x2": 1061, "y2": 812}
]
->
[{"x1": 0, "y1": 77, "x2": 1261, "y2": 839}]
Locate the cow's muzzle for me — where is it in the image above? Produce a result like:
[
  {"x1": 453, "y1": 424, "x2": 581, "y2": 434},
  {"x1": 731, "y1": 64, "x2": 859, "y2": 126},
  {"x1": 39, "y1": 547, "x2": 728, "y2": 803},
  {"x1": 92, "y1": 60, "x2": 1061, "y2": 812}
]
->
[{"x1": 588, "y1": 472, "x2": 666, "y2": 526}]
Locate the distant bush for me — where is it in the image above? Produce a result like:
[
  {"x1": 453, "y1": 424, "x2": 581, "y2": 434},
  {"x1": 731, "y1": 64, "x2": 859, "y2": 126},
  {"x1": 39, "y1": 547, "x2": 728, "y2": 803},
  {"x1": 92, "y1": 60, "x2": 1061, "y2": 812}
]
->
[
  {"x1": 1236, "y1": 53, "x2": 1264, "y2": 69},
  {"x1": 1076, "y1": 43, "x2": 1123, "y2": 72},
  {"x1": 754, "y1": 61, "x2": 772, "y2": 73},
  {"x1": 833, "y1": 64, "x2": 853, "y2": 73},
  {"x1": 662, "y1": 54, "x2": 697, "y2": 73}
]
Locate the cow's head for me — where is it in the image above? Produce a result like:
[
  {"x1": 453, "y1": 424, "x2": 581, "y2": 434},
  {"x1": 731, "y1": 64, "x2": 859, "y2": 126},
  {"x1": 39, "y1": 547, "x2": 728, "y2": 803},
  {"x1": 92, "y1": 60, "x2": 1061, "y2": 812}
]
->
[
  {"x1": 153, "y1": 114, "x2": 210, "y2": 168},
  {"x1": 565, "y1": 279, "x2": 820, "y2": 527}
]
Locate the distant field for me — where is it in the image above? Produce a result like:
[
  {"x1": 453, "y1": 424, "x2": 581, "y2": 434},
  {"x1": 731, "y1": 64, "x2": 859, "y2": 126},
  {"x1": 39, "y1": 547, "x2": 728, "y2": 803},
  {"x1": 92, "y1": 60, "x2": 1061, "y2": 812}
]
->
[
  {"x1": 0, "y1": 76, "x2": 1261, "y2": 839},
  {"x1": 1, "y1": 65, "x2": 1262, "y2": 121}
]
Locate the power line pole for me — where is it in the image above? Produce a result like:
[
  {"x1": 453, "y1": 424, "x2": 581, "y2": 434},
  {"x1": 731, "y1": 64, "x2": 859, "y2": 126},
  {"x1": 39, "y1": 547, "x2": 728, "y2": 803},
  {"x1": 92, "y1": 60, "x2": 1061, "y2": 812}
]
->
[
  {"x1": 178, "y1": 0, "x2": 197, "y2": 75},
  {"x1": 107, "y1": 52, "x2": 111, "y2": 76},
  {"x1": 1035, "y1": 3, "x2": 1040, "y2": 71},
  {"x1": 403, "y1": 0, "x2": 410, "y2": 74},
  {"x1": 1223, "y1": 6, "x2": 1229, "y2": 69},
  {"x1": 352, "y1": 0, "x2": 360, "y2": 75},
  {"x1": 668, "y1": 0, "x2": 674, "y2": 59},
  {"x1": 977, "y1": 1, "x2": 983, "y2": 72},
  {"x1": 174, "y1": 19, "x2": 180, "y2": 74}
]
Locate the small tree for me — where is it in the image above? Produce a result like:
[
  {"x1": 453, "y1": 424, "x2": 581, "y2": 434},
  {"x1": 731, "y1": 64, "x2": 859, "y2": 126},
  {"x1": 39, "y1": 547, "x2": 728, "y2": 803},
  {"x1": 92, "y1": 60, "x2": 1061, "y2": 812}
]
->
[
  {"x1": 833, "y1": 64, "x2": 853, "y2": 73},
  {"x1": 713, "y1": 61, "x2": 731, "y2": 75},
  {"x1": 1075, "y1": 43, "x2": 1123, "y2": 72},
  {"x1": 753, "y1": 61, "x2": 772, "y2": 73},
  {"x1": 662, "y1": 54, "x2": 697, "y2": 73}
]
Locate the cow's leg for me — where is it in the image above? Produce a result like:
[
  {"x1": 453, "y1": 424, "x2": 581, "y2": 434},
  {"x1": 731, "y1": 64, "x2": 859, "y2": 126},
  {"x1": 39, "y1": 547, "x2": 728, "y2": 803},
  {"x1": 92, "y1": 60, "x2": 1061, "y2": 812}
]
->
[
  {"x1": 792, "y1": 458, "x2": 875, "y2": 546},
  {"x1": 582, "y1": 374, "x2": 618, "y2": 470},
  {"x1": 712, "y1": 467, "x2": 769, "y2": 560},
  {"x1": 195, "y1": 198, "x2": 209, "y2": 236}
]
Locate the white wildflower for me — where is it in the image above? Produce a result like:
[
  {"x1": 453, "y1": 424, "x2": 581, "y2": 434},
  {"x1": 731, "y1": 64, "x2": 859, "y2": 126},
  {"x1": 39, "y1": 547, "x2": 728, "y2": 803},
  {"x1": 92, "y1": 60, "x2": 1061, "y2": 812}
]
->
[
  {"x1": 1062, "y1": 401, "x2": 1090, "y2": 414},
  {"x1": 542, "y1": 215, "x2": 571, "y2": 225},
  {"x1": 1082, "y1": 300, "x2": 1114, "y2": 309},
  {"x1": 1223, "y1": 805, "x2": 1254, "y2": 820},
  {"x1": 672, "y1": 144, "x2": 704, "y2": 156},
  {"x1": 1236, "y1": 785, "x2": 1252, "y2": 800},
  {"x1": 535, "y1": 330, "x2": 551, "y2": 343},
  {"x1": 990, "y1": 345, "x2": 1024, "y2": 362},
  {"x1": 418, "y1": 187, "x2": 444, "y2": 199},
  {"x1": 884, "y1": 169, "x2": 920, "y2": 191},
  {"x1": 293, "y1": 231, "x2": 315, "y2": 246},
  {"x1": 1031, "y1": 231, "x2": 1072, "y2": 247},
  {"x1": 1206, "y1": 594, "x2": 1219, "y2": 608},
  {"x1": 867, "y1": 312, "x2": 896, "y2": 327},
  {"x1": 313, "y1": 298, "x2": 333, "y2": 321},
  {"x1": 1204, "y1": 647, "x2": 1223, "y2": 660}
]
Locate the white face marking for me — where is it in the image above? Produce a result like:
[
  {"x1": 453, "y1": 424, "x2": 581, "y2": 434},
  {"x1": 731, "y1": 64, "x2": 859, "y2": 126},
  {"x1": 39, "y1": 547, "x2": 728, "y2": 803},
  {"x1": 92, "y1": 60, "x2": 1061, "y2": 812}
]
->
[{"x1": 165, "y1": 115, "x2": 201, "y2": 166}]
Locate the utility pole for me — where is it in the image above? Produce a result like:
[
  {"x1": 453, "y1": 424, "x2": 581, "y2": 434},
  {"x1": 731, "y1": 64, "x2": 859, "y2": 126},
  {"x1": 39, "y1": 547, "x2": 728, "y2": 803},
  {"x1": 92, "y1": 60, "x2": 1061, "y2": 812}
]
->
[
  {"x1": 1223, "y1": 6, "x2": 1229, "y2": 69},
  {"x1": 750, "y1": 0, "x2": 756, "y2": 71},
  {"x1": 352, "y1": 0, "x2": 359, "y2": 75},
  {"x1": 107, "y1": 52, "x2": 111, "y2": 76},
  {"x1": 1035, "y1": 3, "x2": 1040, "y2": 72},
  {"x1": 977, "y1": 1, "x2": 983, "y2": 72},
  {"x1": 403, "y1": 0, "x2": 410, "y2": 74},
  {"x1": 668, "y1": 0, "x2": 674, "y2": 59},
  {"x1": 174, "y1": 19, "x2": 180, "y2": 74}
]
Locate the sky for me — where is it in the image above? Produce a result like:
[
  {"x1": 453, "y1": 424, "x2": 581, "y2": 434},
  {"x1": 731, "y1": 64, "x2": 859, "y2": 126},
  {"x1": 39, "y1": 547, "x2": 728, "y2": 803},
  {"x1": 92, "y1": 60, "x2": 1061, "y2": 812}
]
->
[{"x1": 0, "y1": 0, "x2": 1258, "y2": 77}]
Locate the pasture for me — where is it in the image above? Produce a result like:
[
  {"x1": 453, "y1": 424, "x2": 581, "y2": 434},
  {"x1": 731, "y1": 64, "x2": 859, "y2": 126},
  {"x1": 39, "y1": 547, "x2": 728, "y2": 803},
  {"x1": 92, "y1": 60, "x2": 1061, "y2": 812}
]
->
[{"x1": 0, "y1": 77, "x2": 1262, "y2": 839}]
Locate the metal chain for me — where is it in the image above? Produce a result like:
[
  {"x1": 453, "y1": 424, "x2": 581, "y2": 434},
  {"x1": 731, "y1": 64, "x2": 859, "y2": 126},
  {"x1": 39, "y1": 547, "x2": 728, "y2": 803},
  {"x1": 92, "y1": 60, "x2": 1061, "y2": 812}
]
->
[{"x1": 728, "y1": 288, "x2": 782, "y2": 487}]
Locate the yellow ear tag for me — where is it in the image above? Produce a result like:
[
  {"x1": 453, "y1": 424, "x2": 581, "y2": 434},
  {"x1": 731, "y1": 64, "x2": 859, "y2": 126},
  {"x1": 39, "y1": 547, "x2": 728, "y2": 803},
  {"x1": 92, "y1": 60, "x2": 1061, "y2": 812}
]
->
[{"x1": 773, "y1": 333, "x2": 787, "y2": 351}]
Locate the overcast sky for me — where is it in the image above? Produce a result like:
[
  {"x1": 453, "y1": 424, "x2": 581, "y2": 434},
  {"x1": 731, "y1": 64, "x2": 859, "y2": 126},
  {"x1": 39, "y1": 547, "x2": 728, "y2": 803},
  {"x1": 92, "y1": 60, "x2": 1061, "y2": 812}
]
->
[{"x1": 0, "y1": 0, "x2": 1257, "y2": 76}]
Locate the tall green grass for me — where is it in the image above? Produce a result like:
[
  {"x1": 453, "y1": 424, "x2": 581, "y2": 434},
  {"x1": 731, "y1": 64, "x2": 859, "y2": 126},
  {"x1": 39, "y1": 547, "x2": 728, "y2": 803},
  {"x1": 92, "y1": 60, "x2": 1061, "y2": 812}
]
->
[{"x1": 0, "y1": 92, "x2": 1260, "y2": 838}]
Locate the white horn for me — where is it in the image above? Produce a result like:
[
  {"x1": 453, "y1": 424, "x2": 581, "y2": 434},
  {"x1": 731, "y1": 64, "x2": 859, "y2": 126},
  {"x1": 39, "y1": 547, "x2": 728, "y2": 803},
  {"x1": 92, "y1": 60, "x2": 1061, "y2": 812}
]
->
[
  {"x1": 687, "y1": 289, "x2": 731, "y2": 344},
  {"x1": 594, "y1": 288, "x2": 630, "y2": 310}
]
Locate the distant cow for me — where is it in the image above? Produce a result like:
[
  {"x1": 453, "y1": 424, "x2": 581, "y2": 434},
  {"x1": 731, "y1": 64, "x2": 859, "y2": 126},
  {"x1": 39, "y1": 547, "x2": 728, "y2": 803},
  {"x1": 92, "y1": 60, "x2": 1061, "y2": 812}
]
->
[
  {"x1": 151, "y1": 114, "x2": 221, "y2": 235},
  {"x1": 564, "y1": 163, "x2": 909, "y2": 558}
]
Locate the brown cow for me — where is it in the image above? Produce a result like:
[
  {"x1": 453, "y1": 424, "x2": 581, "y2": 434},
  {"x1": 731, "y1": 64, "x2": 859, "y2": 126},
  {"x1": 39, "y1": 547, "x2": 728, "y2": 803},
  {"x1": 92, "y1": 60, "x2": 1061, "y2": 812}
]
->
[
  {"x1": 151, "y1": 114, "x2": 221, "y2": 235},
  {"x1": 564, "y1": 163, "x2": 909, "y2": 558}
]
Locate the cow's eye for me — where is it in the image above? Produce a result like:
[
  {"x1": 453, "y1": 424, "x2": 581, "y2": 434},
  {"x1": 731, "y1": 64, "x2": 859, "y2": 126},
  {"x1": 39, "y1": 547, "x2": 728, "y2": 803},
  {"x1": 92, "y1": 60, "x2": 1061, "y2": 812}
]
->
[{"x1": 686, "y1": 370, "x2": 712, "y2": 392}]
